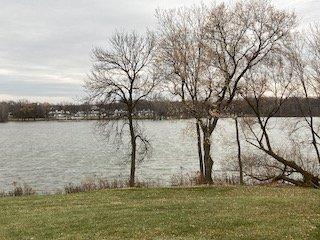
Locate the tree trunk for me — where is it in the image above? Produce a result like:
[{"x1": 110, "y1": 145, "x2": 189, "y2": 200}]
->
[
  {"x1": 196, "y1": 121, "x2": 204, "y2": 181},
  {"x1": 235, "y1": 117, "x2": 244, "y2": 185},
  {"x1": 303, "y1": 175, "x2": 320, "y2": 188},
  {"x1": 128, "y1": 114, "x2": 136, "y2": 187},
  {"x1": 203, "y1": 131, "x2": 213, "y2": 184},
  {"x1": 265, "y1": 148, "x2": 320, "y2": 188},
  {"x1": 252, "y1": 118, "x2": 320, "y2": 188},
  {"x1": 309, "y1": 117, "x2": 320, "y2": 165}
]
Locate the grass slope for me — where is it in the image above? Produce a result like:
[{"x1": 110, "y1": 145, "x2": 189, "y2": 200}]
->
[{"x1": 0, "y1": 186, "x2": 319, "y2": 240}]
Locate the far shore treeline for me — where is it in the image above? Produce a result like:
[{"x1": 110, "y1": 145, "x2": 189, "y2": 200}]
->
[{"x1": 0, "y1": 97, "x2": 320, "y2": 122}]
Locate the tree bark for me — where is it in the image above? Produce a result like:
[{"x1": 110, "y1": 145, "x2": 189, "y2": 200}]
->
[
  {"x1": 235, "y1": 117, "x2": 244, "y2": 185},
  {"x1": 264, "y1": 149, "x2": 320, "y2": 188},
  {"x1": 203, "y1": 131, "x2": 213, "y2": 184},
  {"x1": 309, "y1": 117, "x2": 320, "y2": 165},
  {"x1": 196, "y1": 121, "x2": 204, "y2": 181},
  {"x1": 128, "y1": 114, "x2": 137, "y2": 187}
]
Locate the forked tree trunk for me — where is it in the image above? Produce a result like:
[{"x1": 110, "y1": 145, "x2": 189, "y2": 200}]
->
[
  {"x1": 128, "y1": 114, "x2": 137, "y2": 187},
  {"x1": 235, "y1": 117, "x2": 244, "y2": 185},
  {"x1": 196, "y1": 121, "x2": 204, "y2": 181},
  {"x1": 203, "y1": 131, "x2": 213, "y2": 184}
]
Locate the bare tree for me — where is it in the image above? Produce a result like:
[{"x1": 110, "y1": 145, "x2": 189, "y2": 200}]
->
[
  {"x1": 86, "y1": 31, "x2": 157, "y2": 187},
  {"x1": 308, "y1": 24, "x2": 320, "y2": 165},
  {"x1": 156, "y1": 5, "x2": 211, "y2": 181},
  {"x1": 240, "y1": 53, "x2": 320, "y2": 188},
  {"x1": 284, "y1": 25, "x2": 320, "y2": 166},
  {"x1": 198, "y1": 0, "x2": 296, "y2": 184},
  {"x1": 157, "y1": 0, "x2": 296, "y2": 184}
]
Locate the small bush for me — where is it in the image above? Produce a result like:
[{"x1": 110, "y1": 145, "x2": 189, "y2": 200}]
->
[
  {"x1": 212, "y1": 175, "x2": 238, "y2": 185},
  {"x1": 64, "y1": 178, "x2": 159, "y2": 194},
  {"x1": 171, "y1": 171, "x2": 239, "y2": 187},
  {"x1": 171, "y1": 172, "x2": 204, "y2": 187},
  {"x1": 2, "y1": 182, "x2": 36, "y2": 197}
]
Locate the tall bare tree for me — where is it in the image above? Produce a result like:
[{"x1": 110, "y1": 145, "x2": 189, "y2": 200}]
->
[
  {"x1": 240, "y1": 53, "x2": 320, "y2": 188},
  {"x1": 86, "y1": 31, "x2": 157, "y2": 187},
  {"x1": 156, "y1": 5, "x2": 211, "y2": 181},
  {"x1": 305, "y1": 24, "x2": 320, "y2": 164},
  {"x1": 157, "y1": 0, "x2": 296, "y2": 183},
  {"x1": 286, "y1": 25, "x2": 320, "y2": 165},
  {"x1": 307, "y1": 24, "x2": 320, "y2": 165}
]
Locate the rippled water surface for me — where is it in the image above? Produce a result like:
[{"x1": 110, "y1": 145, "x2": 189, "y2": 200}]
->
[{"x1": 0, "y1": 118, "x2": 314, "y2": 192}]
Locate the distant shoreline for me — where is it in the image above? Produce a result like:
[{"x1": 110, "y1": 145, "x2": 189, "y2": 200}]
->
[
  {"x1": 6, "y1": 117, "x2": 174, "y2": 122},
  {"x1": 4, "y1": 115, "x2": 320, "y2": 123}
]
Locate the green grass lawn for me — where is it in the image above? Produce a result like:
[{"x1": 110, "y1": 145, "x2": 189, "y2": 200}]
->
[{"x1": 0, "y1": 186, "x2": 319, "y2": 240}]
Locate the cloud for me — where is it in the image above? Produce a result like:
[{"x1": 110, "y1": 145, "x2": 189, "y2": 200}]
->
[
  {"x1": 0, "y1": 0, "x2": 319, "y2": 103},
  {"x1": 0, "y1": 77, "x2": 82, "y2": 97},
  {"x1": 0, "y1": 68, "x2": 84, "y2": 85},
  {"x1": 273, "y1": 0, "x2": 320, "y2": 27},
  {"x1": 0, "y1": 94, "x2": 76, "y2": 104}
]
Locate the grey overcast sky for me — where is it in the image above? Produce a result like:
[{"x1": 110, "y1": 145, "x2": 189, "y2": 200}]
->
[{"x1": 0, "y1": 0, "x2": 319, "y2": 103}]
